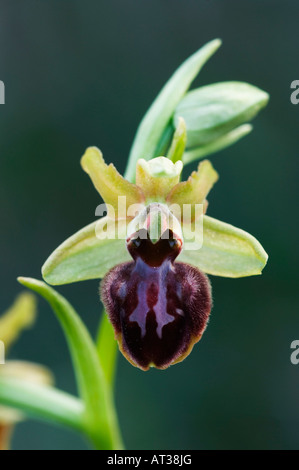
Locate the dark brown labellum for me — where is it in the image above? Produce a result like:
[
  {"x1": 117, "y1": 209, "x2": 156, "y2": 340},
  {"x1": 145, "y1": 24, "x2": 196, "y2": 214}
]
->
[{"x1": 101, "y1": 229, "x2": 212, "y2": 370}]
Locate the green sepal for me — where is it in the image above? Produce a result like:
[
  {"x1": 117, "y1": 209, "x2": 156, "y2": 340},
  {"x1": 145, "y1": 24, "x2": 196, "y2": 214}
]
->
[
  {"x1": 180, "y1": 215, "x2": 268, "y2": 277},
  {"x1": 42, "y1": 218, "x2": 130, "y2": 285}
]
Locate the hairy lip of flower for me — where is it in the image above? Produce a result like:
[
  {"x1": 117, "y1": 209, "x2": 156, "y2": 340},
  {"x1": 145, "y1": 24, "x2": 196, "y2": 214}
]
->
[{"x1": 101, "y1": 227, "x2": 212, "y2": 371}]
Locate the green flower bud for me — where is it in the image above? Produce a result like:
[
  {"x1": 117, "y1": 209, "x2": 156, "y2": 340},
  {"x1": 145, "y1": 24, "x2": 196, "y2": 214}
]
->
[{"x1": 174, "y1": 81, "x2": 269, "y2": 162}]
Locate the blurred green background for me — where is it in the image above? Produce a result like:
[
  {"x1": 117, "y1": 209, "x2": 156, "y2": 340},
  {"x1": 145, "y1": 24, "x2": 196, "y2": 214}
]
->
[{"x1": 0, "y1": 0, "x2": 298, "y2": 450}]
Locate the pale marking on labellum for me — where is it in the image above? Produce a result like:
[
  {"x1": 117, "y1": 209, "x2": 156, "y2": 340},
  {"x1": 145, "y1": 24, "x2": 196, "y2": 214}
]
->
[{"x1": 129, "y1": 262, "x2": 175, "y2": 339}]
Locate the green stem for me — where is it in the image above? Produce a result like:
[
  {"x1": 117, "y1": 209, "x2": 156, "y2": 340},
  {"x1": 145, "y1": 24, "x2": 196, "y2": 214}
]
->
[{"x1": 0, "y1": 376, "x2": 84, "y2": 433}]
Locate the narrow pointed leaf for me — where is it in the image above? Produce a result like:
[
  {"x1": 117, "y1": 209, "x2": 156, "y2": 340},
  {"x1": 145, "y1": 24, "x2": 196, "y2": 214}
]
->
[
  {"x1": 179, "y1": 215, "x2": 268, "y2": 277},
  {"x1": 17, "y1": 277, "x2": 123, "y2": 449},
  {"x1": 81, "y1": 147, "x2": 144, "y2": 216},
  {"x1": 125, "y1": 39, "x2": 222, "y2": 181},
  {"x1": 167, "y1": 117, "x2": 187, "y2": 163},
  {"x1": 0, "y1": 376, "x2": 84, "y2": 432},
  {"x1": 183, "y1": 124, "x2": 253, "y2": 165},
  {"x1": 0, "y1": 361, "x2": 54, "y2": 425},
  {"x1": 175, "y1": 82, "x2": 269, "y2": 149},
  {"x1": 42, "y1": 218, "x2": 130, "y2": 285}
]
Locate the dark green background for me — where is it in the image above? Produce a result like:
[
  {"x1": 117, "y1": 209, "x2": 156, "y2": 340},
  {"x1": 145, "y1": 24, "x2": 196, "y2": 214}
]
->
[{"x1": 0, "y1": 0, "x2": 298, "y2": 450}]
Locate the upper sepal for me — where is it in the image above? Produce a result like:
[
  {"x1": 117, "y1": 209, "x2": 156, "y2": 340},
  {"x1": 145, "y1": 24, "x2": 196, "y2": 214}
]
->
[{"x1": 136, "y1": 157, "x2": 183, "y2": 201}]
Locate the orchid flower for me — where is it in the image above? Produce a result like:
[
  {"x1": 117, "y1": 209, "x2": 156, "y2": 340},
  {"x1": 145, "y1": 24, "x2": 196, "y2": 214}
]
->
[
  {"x1": 42, "y1": 148, "x2": 267, "y2": 370},
  {"x1": 0, "y1": 39, "x2": 269, "y2": 450},
  {"x1": 41, "y1": 39, "x2": 268, "y2": 372}
]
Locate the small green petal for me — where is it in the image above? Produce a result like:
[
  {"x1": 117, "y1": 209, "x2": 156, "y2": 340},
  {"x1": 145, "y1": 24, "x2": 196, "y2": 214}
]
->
[
  {"x1": 136, "y1": 157, "x2": 183, "y2": 200},
  {"x1": 81, "y1": 147, "x2": 144, "y2": 216},
  {"x1": 0, "y1": 293, "x2": 37, "y2": 351},
  {"x1": 167, "y1": 117, "x2": 187, "y2": 163},
  {"x1": 166, "y1": 160, "x2": 219, "y2": 220},
  {"x1": 179, "y1": 215, "x2": 268, "y2": 277},
  {"x1": 175, "y1": 82, "x2": 269, "y2": 149},
  {"x1": 183, "y1": 124, "x2": 253, "y2": 165},
  {"x1": 42, "y1": 218, "x2": 130, "y2": 285}
]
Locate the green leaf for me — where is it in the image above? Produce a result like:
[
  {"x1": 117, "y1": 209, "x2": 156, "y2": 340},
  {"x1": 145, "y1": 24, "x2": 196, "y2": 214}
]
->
[
  {"x1": 175, "y1": 82, "x2": 269, "y2": 149},
  {"x1": 42, "y1": 218, "x2": 130, "y2": 285},
  {"x1": 17, "y1": 277, "x2": 123, "y2": 450},
  {"x1": 0, "y1": 376, "x2": 84, "y2": 432},
  {"x1": 0, "y1": 361, "x2": 54, "y2": 425},
  {"x1": 179, "y1": 215, "x2": 268, "y2": 277},
  {"x1": 125, "y1": 39, "x2": 222, "y2": 181},
  {"x1": 183, "y1": 124, "x2": 253, "y2": 165}
]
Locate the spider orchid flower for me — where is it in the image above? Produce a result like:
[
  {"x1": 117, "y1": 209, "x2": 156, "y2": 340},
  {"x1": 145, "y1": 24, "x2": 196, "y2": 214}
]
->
[{"x1": 42, "y1": 148, "x2": 268, "y2": 371}]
